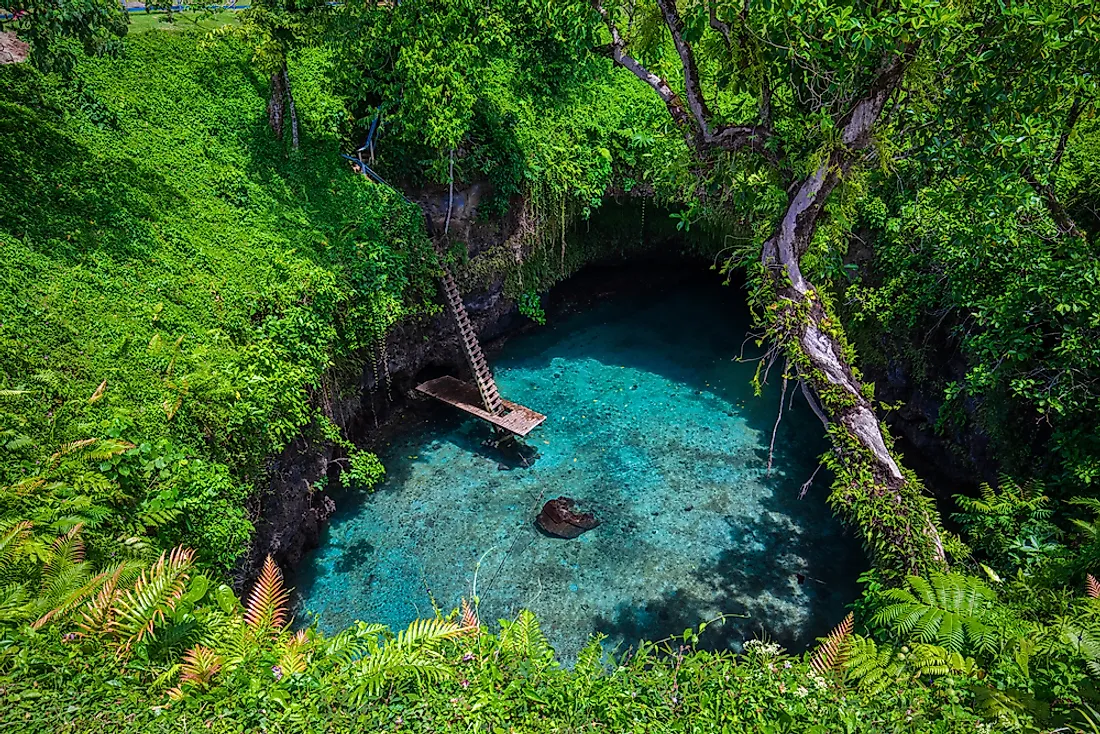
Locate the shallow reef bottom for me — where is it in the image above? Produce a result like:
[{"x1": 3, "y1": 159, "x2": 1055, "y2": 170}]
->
[{"x1": 295, "y1": 274, "x2": 865, "y2": 663}]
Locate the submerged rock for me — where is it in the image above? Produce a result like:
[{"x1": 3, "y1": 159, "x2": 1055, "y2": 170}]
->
[{"x1": 536, "y1": 497, "x2": 599, "y2": 539}]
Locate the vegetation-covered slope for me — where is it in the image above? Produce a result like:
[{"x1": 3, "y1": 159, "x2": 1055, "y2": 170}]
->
[{"x1": 0, "y1": 34, "x2": 436, "y2": 570}]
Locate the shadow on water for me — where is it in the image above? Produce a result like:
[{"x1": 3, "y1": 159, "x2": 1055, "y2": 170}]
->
[{"x1": 592, "y1": 402, "x2": 863, "y2": 654}]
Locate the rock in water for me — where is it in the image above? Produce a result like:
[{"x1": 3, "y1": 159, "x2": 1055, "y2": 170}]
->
[{"x1": 536, "y1": 497, "x2": 599, "y2": 539}]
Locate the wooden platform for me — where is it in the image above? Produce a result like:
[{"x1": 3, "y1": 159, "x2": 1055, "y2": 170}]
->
[{"x1": 415, "y1": 375, "x2": 546, "y2": 436}]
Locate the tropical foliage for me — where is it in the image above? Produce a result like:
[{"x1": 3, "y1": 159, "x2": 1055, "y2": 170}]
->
[{"x1": 0, "y1": 0, "x2": 1098, "y2": 730}]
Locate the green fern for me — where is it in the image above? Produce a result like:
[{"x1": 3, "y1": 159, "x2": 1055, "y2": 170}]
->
[
  {"x1": 500, "y1": 609, "x2": 553, "y2": 664},
  {"x1": 277, "y1": 629, "x2": 313, "y2": 676},
  {"x1": 844, "y1": 635, "x2": 908, "y2": 695},
  {"x1": 909, "y1": 643, "x2": 980, "y2": 677},
  {"x1": 0, "y1": 521, "x2": 32, "y2": 569},
  {"x1": 0, "y1": 521, "x2": 32, "y2": 587},
  {"x1": 110, "y1": 546, "x2": 195, "y2": 653},
  {"x1": 345, "y1": 618, "x2": 460, "y2": 705},
  {"x1": 1044, "y1": 609, "x2": 1100, "y2": 678},
  {"x1": 873, "y1": 572, "x2": 998, "y2": 653},
  {"x1": 0, "y1": 582, "x2": 31, "y2": 624},
  {"x1": 395, "y1": 617, "x2": 462, "y2": 651},
  {"x1": 320, "y1": 621, "x2": 389, "y2": 668},
  {"x1": 574, "y1": 634, "x2": 607, "y2": 678}
]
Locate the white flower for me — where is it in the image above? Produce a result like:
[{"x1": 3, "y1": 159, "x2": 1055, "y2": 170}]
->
[
  {"x1": 795, "y1": 686, "x2": 809, "y2": 698},
  {"x1": 743, "y1": 639, "x2": 783, "y2": 659}
]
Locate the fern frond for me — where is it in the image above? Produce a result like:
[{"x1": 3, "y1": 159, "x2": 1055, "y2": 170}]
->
[
  {"x1": 40, "y1": 525, "x2": 86, "y2": 586},
  {"x1": 844, "y1": 635, "x2": 907, "y2": 696},
  {"x1": 0, "y1": 582, "x2": 31, "y2": 624},
  {"x1": 321, "y1": 621, "x2": 388, "y2": 667},
  {"x1": 197, "y1": 611, "x2": 251, "y2": 669},
  {"x1": 0, "y1": 521, "x2": 32, "y2": 572},
  {"x1": 396, "y1": 617, "x2": 462, "y2": 650},
  {"x1": 574, "y1": 635, "x2": 607, "y2": 677},
  {"x1": 180, "y1": 645, "x2": 222, "y2": 687},
  {"x1": 32, "y1": 562, "x2": 105, "y2": 629},
  {"x1": 51, "y1": 439, "x2": 97, "y2": 462},
  {"x1": 111, "y1": 547, "x2": 194, "y2": 653},
  {"x1": 244, "y1": 556, "x2": 290, "y2": 640},
  {"x1": 460, "y1": 598, "x2": 479, "y2": 633},
  {"x1": 873, "y1": 573, "x2": 997, "y2": 654},
  {"x1": 1088, "y1": 575, "x2": 1100, "y2": 600},
  {"x1": 350, "y1": 640, "x2": 451, "y2": 705},
  {"x1": 909, "y1": 575, "x2": 936, "y2": 606},
  {"x1": 811, "y1": 612, "x2": 853, "y2": 676},
  {"x1": 350, "y1": 645, "x2": 405, "y2": 703},
  {"x1": 910, "y1": 644, "x2": 980, "y2": 677},
  {"x1": 278, "y1": 629, "x2": 312, "y2": 676},
  {"x1": 500, "y1": 609, "x2": 552, "y2": 663},
  {"x1": 78, "y1": 563, "x2": 129, "y2": 636}
]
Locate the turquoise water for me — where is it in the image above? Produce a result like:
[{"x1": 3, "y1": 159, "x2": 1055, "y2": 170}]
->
[{"x1": 294, "y1": 274, "x2": 865, "y2": 661}]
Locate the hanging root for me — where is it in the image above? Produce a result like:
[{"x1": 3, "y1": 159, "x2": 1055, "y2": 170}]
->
[
  {"x1": 445, "y1": 148, "x2": 455, "y2": 236},
  {"x1": 766, "y1": 366, "x2": 789, "y2": 476},
  {"x1": 380, "y1": 334, "x2": 393, "y2": 402},
  {"x1": 798, "y1": 462, "x2": 824, "y2": 499},
  {"x1": 799, "y1": 377, "x2": 829, "y2": 428}
]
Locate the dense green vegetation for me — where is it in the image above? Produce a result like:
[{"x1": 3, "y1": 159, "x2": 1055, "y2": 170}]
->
[
  {"x1": 1, "y1": 0, "x2": 1099, "y2": 730},
  {"x1": 0, "y1": 34, "x2": 436, "y2": 570}
]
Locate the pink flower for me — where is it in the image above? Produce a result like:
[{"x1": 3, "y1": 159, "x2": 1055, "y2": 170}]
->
[{"x1": 460, "y1": 679, "x2": 470, "y2": 689}]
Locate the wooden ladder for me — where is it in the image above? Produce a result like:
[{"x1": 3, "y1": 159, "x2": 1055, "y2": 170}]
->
[{"x1": 439, "y1": 269, "x2": 504, "y2": 415}]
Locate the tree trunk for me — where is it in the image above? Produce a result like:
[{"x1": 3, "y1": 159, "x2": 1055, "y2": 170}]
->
[
  {"x1": 283, "y1": 66, "x2": 300, "y2": 151},
  {"x1": 268, "y1": 70, "x2": 286, "y2": 140},
  {"x1": 758, "y1": 50, "x2": 947, "y2": 574}
]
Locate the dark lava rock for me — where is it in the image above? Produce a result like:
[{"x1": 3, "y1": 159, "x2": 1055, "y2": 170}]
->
[{"x1": 536, "y1": 497, "x2": 600, "y2": 539}]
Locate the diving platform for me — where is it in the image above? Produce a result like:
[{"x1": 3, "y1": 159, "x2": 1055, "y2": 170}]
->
[{"x1": 415, "y1": 376, "x2": 546, "y2": 436}]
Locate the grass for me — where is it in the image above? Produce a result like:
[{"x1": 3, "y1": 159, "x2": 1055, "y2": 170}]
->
[{"x1": 125, "y1": 9, "x2": 240, "y2": 34}]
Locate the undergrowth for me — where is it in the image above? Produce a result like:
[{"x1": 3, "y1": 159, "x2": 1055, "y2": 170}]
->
[{"x1": 0, "y1": 33, "x2": 437, "y2": 571}]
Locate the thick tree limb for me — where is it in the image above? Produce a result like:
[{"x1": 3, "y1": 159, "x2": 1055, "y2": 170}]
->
[
  {"x1": 593, "y1": 0, "x2": 770, "y2": 154},
  {"x1": 757, "y1": 47, "x2": 946, "y2": 569},
  {"x1": 1021, "y1": 97, "x2": 1086, "y2": 238},
  {"x1": 1024, "y1": 168, "x2": 1082, "y2": 238},
  {"x1": 592, "y1": 0, "x2": 695, "y2": 140},
  {"x1": 708, "y1": 1, "x2": 733, "y2": 48},
  {"x1": 1053, "y1": 97, "x2": 1083, "y2": 173},
  {"x1": 655, "y1": 0, "x2": 714, "y2": 137},
  {"x1": 760, "y1": 51, "x2": 914, "y2": 482},
  {"x1": 761, "y1": 49, "x2": 914, "y2": 280}
]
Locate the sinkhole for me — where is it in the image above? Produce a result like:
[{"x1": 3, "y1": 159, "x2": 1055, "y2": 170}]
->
[{"x1": 294, "y1": 263, "x2": 866, "y2": 662}]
